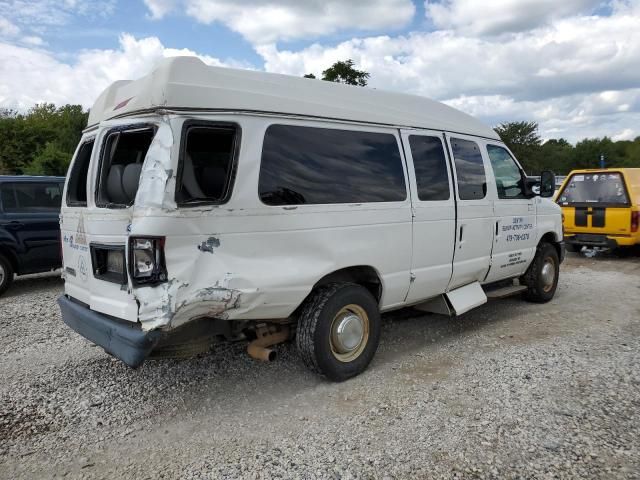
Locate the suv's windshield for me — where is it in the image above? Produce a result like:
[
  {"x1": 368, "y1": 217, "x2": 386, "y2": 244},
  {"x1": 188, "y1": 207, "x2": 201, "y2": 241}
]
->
[{"x1": 558, "y1": 172, "x2": 629, "y2": 205}]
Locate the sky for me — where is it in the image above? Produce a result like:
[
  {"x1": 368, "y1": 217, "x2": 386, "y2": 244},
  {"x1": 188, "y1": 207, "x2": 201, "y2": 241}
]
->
[{"x1": 0, "y1": 0, "x2": 639, "y2": 143}]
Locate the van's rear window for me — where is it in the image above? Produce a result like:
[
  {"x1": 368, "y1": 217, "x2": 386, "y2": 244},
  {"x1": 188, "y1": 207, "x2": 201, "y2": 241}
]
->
[
  {"x1": 66, "y1": 139, "x2": 94, "y2": 206},
  {"x1": 558, "y1": 173, "x2": 629, "y2": 206},
  {"x1": 96, "y1": 126, "x2": 155, "y2": 208}
]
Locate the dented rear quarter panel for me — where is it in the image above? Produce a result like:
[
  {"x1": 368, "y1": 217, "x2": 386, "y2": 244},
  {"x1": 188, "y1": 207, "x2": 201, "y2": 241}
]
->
[{"x1": 63, "y1": 113, "x2": 413, "y2": 332}]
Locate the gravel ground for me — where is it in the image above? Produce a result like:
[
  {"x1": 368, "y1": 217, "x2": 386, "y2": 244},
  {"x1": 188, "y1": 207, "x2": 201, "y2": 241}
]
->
[{"x1": 1, "y1": 252, "x2": 639, "y2": 479}]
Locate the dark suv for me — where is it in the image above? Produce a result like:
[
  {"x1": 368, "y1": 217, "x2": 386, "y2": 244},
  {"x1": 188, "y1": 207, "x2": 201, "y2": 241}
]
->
[{"x1": 0, "y1": 176, "x2": 65, "y2": 295}]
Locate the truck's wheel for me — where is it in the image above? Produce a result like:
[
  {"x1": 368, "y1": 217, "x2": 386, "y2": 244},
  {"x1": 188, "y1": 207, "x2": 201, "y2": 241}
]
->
[
  {"x1": 521, "y1": 242, "x2": 559, "y2": 303},
  {"x1": 296, "y1": 283, "x2": 381, "y2": 382},
  {"x1": 0, "y1": 254, "x2": 14, "y2": 296}
]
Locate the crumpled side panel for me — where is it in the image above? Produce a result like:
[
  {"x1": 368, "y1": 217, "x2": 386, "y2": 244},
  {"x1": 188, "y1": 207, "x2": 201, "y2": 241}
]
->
[{"x1": 134, "y1": 117, "x2": 176, "y2": 213}]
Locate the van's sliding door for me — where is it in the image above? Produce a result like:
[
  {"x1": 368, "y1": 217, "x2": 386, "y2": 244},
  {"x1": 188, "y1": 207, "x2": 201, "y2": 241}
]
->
[
  {"x1": 444, "y1": 133, "x2": 494, "y2": 289},
  {"x1": 400, "y1": 130, "x2": 456, "y2": 304}
]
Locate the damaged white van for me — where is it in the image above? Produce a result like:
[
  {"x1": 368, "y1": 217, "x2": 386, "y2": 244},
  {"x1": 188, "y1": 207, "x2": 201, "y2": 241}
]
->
[{"x1": 59, "y1": 57, "x2": 564, "y2": 381}]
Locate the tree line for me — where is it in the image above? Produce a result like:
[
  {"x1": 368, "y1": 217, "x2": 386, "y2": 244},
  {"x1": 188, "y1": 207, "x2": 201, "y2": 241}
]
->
[{"x1": 0, "y1": 60, "x2": 638, "y2": 176}]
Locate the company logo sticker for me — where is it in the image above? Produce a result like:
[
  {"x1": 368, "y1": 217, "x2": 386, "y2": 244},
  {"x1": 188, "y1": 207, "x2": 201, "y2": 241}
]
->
[{"x1": 78, "y1": 256, "x2": 88, "y2": 282}]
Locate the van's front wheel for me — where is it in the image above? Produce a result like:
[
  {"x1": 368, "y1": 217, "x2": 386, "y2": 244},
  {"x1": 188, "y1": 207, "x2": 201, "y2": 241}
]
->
[
  {"x1": 296, "y1": 283, "x2": 381, "y2": 381},
  {"x1": 521, "y1": 243, "x2": 559, "y2": 303}
]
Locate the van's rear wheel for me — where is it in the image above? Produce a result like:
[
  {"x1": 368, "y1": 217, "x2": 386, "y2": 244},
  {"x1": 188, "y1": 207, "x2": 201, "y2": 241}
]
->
[
  {"x1": 0, "y1": 254, "x2": 14, "y2": 296},
  {"x1": 521, "y1": 242, "x2": 559, "y2": 303},
  {"x1": 296, "y1": 283, "x2": 381, "y2": 381}
]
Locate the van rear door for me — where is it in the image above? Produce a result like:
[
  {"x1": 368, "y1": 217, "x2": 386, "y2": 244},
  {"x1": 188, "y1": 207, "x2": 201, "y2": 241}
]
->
[{"x1": 557, "y1": 172, "x2": 631, "y2": 234}]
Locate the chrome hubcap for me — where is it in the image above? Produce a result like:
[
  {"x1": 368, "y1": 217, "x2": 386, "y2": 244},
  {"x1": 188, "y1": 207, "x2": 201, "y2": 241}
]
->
[
  {"x1": 541, "y1": 258, "x2": 556, "y2": 292},
  {"x1": 330, "y1": 304, "x2": 369, "y2": 362}
]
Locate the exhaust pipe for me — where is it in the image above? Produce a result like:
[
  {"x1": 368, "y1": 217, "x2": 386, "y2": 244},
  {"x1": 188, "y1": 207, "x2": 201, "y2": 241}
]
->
[{"x1": 247, "y1": 326, "x2": 290, "y2": 362}]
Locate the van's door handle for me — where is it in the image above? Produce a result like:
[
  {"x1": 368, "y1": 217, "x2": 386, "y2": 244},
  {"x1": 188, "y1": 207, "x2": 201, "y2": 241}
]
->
[
  {"x1": 459, "y1": 225, "x2": 464, "y2": 243},
  {"x1": 495, "y1": 220, "x2": 500, "y2": 236}
]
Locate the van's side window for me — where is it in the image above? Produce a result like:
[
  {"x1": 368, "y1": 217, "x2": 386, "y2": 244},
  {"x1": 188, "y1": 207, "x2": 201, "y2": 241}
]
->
[
  {"x1": 96, "y1": 126, "x2": 155, "y2": 207},
  {"x1": 450, "y1": 138, "x2": 486, "y2": 200},
  {"x1": 260, "y1": 125, "x2": 406, "y2": 205},
  {"x1": 0, "y1": 183, "x2": 62, "y2": 213},
  {"x1": 176, "y1": 124, "x2": 237, "y2": 205},
  {"x1": 67, "y1": 140, "x2": 94, "y2": 206},
  {"x1": 486, "y1": 145, "x2": 525, "y2": 199},
  {"x1": 409, "y1": 135, "x2": 450, "y2": 201}
]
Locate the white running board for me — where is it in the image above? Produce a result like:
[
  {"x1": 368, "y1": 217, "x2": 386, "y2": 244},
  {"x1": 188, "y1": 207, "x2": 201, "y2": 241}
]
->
[{"x1": 445, "y1": 282, "x2": 487, "y2": 316}]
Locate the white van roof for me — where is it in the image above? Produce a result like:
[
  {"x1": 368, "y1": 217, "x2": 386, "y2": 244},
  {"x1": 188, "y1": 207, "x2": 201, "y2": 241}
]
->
[{"x1": 87, "y1": 56, "x2": 500, "y2": 140}]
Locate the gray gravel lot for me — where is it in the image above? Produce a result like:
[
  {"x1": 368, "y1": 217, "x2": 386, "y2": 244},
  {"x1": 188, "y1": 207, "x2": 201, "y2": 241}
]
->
[{"x1": 1, "y1": 253, "x2": 639, "y2": 479}]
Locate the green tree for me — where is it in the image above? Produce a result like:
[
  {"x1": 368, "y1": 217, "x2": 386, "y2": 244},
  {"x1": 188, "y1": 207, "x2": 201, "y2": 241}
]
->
[
  {"x1": 494, "y1": 121, "x2": 542, "y2": 172},
  {"x1": 0, "y1": 103, "x2": 87, "y2": 175},
  {"x1": 303, "y1": 60, "x2": 370, "y2": 86},
  {"x1": 322, "y1": 59, "x2": 370, "y2": 86}
]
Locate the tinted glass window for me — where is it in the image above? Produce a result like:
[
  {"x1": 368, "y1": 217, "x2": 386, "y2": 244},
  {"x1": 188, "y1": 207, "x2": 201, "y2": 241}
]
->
[
  {"x1": 409, "y1": 135, "x2": 450, "y2": 201},
  {"x1": 451, "y1": 138, "x2": 486, "y2": 200},
  {"x1": 176, "y1": 125, "x2": 237, "y2": 205},
  {"x1": 486, "y1": 145, "x2": 525, "y2": 199},
  {"x1": 67, "y1": 140, "x2": 94, "y2": 206},
  {"x1": 1, "y1": 183, "x2": 62, "y2": 213},
  {"x1": 97, "y1": 127, "x2": 155, "y2": 207},
  {"x1": 260, "y1": 125, "x2": 406, "y2": 205},
  {"x1": 558, "y1": 172, "x2": 629, "y2": 205}
]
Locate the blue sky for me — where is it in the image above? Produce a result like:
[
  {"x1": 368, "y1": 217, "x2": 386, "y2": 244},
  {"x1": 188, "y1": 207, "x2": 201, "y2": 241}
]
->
[{"x1": 1, "y1": 0, "x2": 639, "y2": 143}]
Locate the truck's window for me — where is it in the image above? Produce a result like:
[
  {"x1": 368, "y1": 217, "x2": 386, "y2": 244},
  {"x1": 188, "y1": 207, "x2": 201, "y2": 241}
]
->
[
  {"x1": 0, "y1": 183, "x2": 62, "y2": 213},
  {"x1": 409, "y1": 135, "x2": 450, "y2": 201},
  {"x1": 558, "y1": 172, "x2": 629, "y2": 206},
  {"x1": 176, "y1": 124, "x2": 237, "y2": 205},
  {"x1": 96, "y1": 126, "x2": 155, "y2": 207},
  {"x1": 486, "y1": 145, "x2": 525, "y2": 199},
  {"x1": 450, "y1": 138, "x2": 486, "y2": 200},
  {"x1": 66, "y1": 139, "x2": 94, "y2": 206},
  {"x1": 260, "y1": 125, "x2": 406, "y2": 205}
]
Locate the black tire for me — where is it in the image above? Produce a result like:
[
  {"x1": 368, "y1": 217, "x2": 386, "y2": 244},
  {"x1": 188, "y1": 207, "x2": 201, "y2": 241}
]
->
[
  {"x1": 521, "y1": 242, "x2": 559, "y2": 303},
  {"x1": 0, "y1": 253, "x2": 14, "y2": 297},
  {"x1": 296, "y1": 283, "x2": 381, "y2": 382}
]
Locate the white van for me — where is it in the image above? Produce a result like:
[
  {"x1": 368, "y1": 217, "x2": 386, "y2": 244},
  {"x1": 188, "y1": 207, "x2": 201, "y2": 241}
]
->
[{"x1": 59, "y1": 57, "x2": 564, "y2": 381}]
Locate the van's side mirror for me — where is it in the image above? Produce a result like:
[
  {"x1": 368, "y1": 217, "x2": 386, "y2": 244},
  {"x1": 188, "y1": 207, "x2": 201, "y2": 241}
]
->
[{"x1": 540, "y1": 170, "x2": 556, "y2": 198}]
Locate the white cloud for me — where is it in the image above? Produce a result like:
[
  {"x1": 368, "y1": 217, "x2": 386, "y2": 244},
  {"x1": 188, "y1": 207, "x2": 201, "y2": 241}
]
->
[
  {"x1": 143, "y1": 0, "x2": 416, "y2": 44},
  {"x1": 0, "y1": 16, "x2": 20, "y2": 37},
  {"x1": 20, "y1": 35, "x2": 45, "y2": 46},
  {"x1": 0, "y1": 34, "x2": 238, "y2": 110},
  {"x1": 143, "y1": 0, "x2": 177, "y2": 20},
  {"x1": 424, "y1": 0, "x2": 601, "y2": 35},
  {"x1": 0, "y1": 1, "x2": 116, "y2": 28},
  {"x1": 258, "y1": 5, "x2": 640, "y2": 142},
  {"x1": 612, "y1": 128, "x2": 636, "y2": 141}
]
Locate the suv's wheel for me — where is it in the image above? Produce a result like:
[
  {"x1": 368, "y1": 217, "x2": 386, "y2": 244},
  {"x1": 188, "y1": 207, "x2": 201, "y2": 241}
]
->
[
  {"x1": 296, "y1": 283, "x2": 381, "y2": 381},
  {"x1": 0, "y1": 254, "x2": 14, "y2": 296},
  {"x1": 521, "y1": 242, "x2": 559, "y2": 303}
]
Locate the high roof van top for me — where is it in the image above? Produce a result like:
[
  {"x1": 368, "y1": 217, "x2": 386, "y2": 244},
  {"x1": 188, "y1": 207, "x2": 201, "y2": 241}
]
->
[{"x1": 59, "y1": 57, "x2": 563, "y2": 381}]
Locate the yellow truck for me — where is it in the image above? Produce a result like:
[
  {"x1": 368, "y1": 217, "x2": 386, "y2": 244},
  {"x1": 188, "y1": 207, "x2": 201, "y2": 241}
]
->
[{"x1": 556, "y1": 168, "x2": 640, "y2": 251}]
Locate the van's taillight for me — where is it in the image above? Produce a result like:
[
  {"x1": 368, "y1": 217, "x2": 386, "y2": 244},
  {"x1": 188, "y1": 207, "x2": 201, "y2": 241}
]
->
[
  {"x1": 129, "y1": 237, "x2": 167, "y2": 285},
  {"x1": 631, "y1": 211, "x2": 639, "y2": 233}
]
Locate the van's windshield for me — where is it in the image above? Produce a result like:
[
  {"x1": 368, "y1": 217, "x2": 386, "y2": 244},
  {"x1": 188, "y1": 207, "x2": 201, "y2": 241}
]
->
[{"x1": 558, "y1": 172, "x2": 629, "y2": 206}]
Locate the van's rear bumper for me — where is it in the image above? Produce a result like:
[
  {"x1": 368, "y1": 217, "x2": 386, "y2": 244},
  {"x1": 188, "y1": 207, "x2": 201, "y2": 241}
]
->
[{"x1": 58, "y1": 295, "x2": 161, "y2": 368}]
